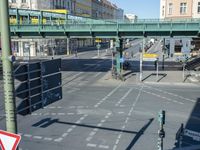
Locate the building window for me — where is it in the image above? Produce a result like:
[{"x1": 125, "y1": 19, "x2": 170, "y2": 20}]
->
[
  {"x1": 22, "y1": 0, "x2": 26, "y2": 3},
  {"x1": 180, "y1": 3, "x2": 187, "y2": 14},
  {"x1": 162, "y1": 6, "x2": 165, "y2": 16},
  {"x1": 168, "y1": 3, "x2": 173, "y2": 15},
  {"x1": 198, "y1": 2, "x2": 200, "y2": 13},
  {"x1": 11, "y1": 0, "x2": 16, "y2": 3}
]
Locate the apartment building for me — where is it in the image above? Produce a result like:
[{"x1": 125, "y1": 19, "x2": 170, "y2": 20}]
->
[
  {"x1": 75, "y1": 0, "x2": 92, "y2": 17},
  {"x1": 8, "y1": 0, "x2": 70, "y2": 57},
  {"x1": 7, "y1": 0, "x2": 123, "y2": 57},
  {"x1": 91, "y1": 0, "x2": 123, "y2": 20},
  {"x1": 160, "y1": 0, "x2": 193, "y2": 19},
  {"x1": 91, "y1": 0, "x2": 103, "y2": 19}
]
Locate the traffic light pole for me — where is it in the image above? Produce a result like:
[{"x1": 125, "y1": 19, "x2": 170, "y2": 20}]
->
[
  {"x1": 158, "y1": 110, "x2": 165, "y2": 150},
  {"x1": 0, "y1": 0, "x2": 18, "y2": 133}
]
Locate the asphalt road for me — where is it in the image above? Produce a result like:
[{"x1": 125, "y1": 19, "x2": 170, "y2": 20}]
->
[{"x1": 0, "y1": 40, "x2": 200, "y2": 150}]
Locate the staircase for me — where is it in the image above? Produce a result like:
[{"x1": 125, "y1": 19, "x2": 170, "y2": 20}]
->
[{"x1": 185, "y1": 56, "x2": 200, "y2": 70}]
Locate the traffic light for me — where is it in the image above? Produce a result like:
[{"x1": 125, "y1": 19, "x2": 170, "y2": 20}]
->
[{"x1": 158, "y1": 110, "x2": 165, "y2": 125}]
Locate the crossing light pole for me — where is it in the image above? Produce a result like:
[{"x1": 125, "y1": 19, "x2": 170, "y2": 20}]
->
[
  {"x1": 158, "y1": 110, "x2": 165, "y2": 150},
  {"x1": 0, "y1": 0, "x2": 18, "y2": 133}
]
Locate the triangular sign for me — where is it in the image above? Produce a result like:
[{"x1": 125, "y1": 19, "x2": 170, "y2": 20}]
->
[{"x1": 0, "y1": 130, "x2": 21, "y2": 150}]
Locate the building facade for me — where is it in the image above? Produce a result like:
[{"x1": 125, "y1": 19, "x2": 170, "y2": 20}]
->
[
  {"x1": 160, "y1": 0, "x2": 200, "y2": 19},
  {"x1": 193, "y1": 0, "x2": 200, "y2": 18},
  {"x1": 75, "y1": 0, "x2": 92, "y2": 17},
  {"x1": 160, "y1": 0, "x2": 200, "y2": 57},
  {"x1": 160, "y1": 0, "x2": 193, "y2": 19},
  {"x1": 124, "y1": 14, "x2": 138, "y2": 23}
]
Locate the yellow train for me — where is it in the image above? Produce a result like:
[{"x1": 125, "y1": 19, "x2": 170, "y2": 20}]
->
[{"x1": 10, "y1": 9, "x2": 68, "y2": 25}]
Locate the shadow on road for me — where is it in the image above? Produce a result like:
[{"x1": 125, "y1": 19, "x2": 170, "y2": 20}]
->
[
  {"x1": 61, "y1": 59, "x2": 112, "y2": 72},
  {"x1": 32, "y1": 117, "x2": 154, "y2": 149},
  {"x1": 125, "y1": 118, "x2": 154, "y2": 150}
]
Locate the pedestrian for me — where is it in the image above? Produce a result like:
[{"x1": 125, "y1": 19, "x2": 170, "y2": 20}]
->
[
  {"x1": 131, "y1": 51, "x2": 134, "y2": 58},
  {"x1": 75, "y1": 49, "x2": 78, "y2": 58}
]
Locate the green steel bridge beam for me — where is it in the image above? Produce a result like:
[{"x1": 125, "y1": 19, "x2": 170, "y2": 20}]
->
[{"x1": 7, "y1": 21, "x2": 200, "y2": 38}]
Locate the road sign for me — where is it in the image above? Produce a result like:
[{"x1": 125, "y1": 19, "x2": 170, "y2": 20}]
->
[
  {"x1": 120, "y1": 57, "x2": 124, "y2": 63},
  {"x1": 143, "y1": 53, "x2": 159, "y2": 61},
  {"x1": 96, "y1": 44, "x2": 101, "y2": 49},
  {"x1": 14, "y1": 59, "x2": 62, "y2": 115},
  {"x1": 95, "y1": 39, "x2": 102, "y2": 43},
  {"x1": 184, "y1": 129, "x2": 200, "y2": 142},
  {"x1": 0, "y1": 130, "x2": 21, "y2": 150}
]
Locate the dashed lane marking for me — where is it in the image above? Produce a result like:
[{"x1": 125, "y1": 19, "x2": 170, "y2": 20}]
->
[{"x1": 87, "y1": 143, "x2": 97, "y2": 147}]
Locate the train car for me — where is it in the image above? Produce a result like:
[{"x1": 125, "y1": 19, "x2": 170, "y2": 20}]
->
[{"x1": 9, "y1": 9, "x2": 68, "y2": 25}]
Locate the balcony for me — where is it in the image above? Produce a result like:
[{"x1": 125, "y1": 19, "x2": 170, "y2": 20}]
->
[
  {"x1": 9, "y1": 2, "x2": 17, "y2": 8},
  {"x1": 20, "y1": 3, "x2": 30, "y2": 9}
]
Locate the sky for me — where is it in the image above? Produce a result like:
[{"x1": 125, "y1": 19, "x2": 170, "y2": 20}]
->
[{"x1": 110, "y1": 0, "x2": 160, "y2": 19}]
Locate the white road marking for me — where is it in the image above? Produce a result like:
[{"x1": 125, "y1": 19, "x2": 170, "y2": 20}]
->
[
  {"x1": 89, "y1": 132, "x2": 97, "y2": 136},
  {"x1": 67, "y1": 128, "x2": 73, "y2": 133},
  {"x1": 87, "y1": 143, "x2": 97, "y2": 147},
  {"x1": 62, "y1": 133, "x2": 69, "y2": 137},
  {"x1": 115, "y1": 88, "x2": 133, "y2": 106},
  {"x1": 86, "y1": 137, "x2": 93, "y2": 141},
  {"x1": 118, "y1": 112, "x2": 125, "y2": 114},
  {"x1": 94, "y1": 72, "x2": 102, "y2": 78},
  {"x1": 144, "y1": 85, "x2": 196, "y2": 103},
  {"x1": 113, "y1": 145, "x2": 117, "y2": 150},
  {"x1": 99, "y1": 145, "x2": 109, "y2": 149},
  {"x1": 54, "y1": 138, "x2": 63, "y2": 142},
  {"x1": 67, "y1": 113, "x2": 75, "y2": 115},
  {"x1": 133, "y1": 86, "x2": 184, "y2": 105},
  {"x1": 24, "y1": 134, "x2": 32, "y2": 137},
  {"x1": 101, "y1": 119, "x2": 106, "y2": 123},
  {"x1": 113, "y1": 85, "x2": 144, "y2": 150},
  {"x1": 43, "y1": 137, "x2": 53, "y2": 141},
  {"x1": 97, "y1": 123, "x2": 102, "y2": 127},
  {"x1": 33, "y1": 136, "x2": 42, "y2": 139},
  {"x1": 94, "y1": 83, "x2": 122, "y2": 107}
]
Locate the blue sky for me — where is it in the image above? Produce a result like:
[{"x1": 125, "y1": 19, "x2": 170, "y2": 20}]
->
[{"x1": 110, "y1": 0, "x2": 160, "y2": 19}]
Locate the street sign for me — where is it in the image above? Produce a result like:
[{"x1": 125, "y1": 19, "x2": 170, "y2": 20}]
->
[
  {"x1": 143, "y1": 53, "x2": 159, "y2": 61},
  {"x1": 120, "y1": 57, "x2": 124, "y2": 63},
  {"x1": 96, "y1": 44, "x2": 101, "y2": 49},
  {"x1": 95, "y1": 39, "x2": 102, "y2": 43},
  {"x1": 184, "y1": 129, "x2": 200, "y2": 142},
  {"x1": 14, "y1": 59, "x2": 62, "y2": 115},
  {"x1": 0, "y1": 130, "x2": 21, "y2": 150}
]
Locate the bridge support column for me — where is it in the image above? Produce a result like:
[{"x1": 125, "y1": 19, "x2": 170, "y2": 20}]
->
[
  {"x1": 181, "y1": 38, "x2": 191, "y2": 54},
  {"x1": 67, "y1": 37, "x2": 70, "y2": 55},
  {"x1": 19, "y1": 40, "x2": 24, "y2": 56},
  {"x1": 113, "y1": 37, "x2": 124, "y2": 80},
  {"x1": 170, "y1": 38, "x2": 175, "y2": 58},
  {"x1": 110, "y1": 39, "x2": 114, "y2": 49}
]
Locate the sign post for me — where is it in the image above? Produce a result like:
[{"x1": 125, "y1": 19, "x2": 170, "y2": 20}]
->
[
  {"x1": 0, "y1": 0, "x2": 18, "y2": 134},
  {"x1": 158, "y1": 110, "x2": 165, "y2": 150},
  {"x1": 96, "y1": 43, "x2": 101, "y2": 57}
]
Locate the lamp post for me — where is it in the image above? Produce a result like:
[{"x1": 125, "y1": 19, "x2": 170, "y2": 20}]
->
[{"x1": 0, "y1": 0, "x2": 18, "y2": 134}]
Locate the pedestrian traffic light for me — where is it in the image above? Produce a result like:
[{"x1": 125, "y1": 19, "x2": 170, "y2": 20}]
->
[
  {"x1": 158, "y1": 110, "x2": 165, "y2": 125},
  {"x1": 114, "y1": 39, "x2": 120, "y2": 48}
]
